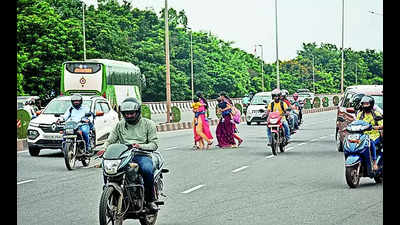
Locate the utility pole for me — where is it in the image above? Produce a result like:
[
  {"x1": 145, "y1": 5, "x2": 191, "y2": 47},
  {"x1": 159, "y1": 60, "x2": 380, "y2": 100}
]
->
[
  {"x1": 340, "y1": 0, "x2": 344, "y2": 93},
  {"x1": 189, "y1": 28, "x2": 194, "y2": 100},
  {"x1": 165, "y1": 0, "x2": 171, "y2": 123},
  {"x1": 255, "y1": 44, "x2": 264, "y2": 91},
  {"x1": 82, "y1": 2, "x2": 86, "y2": 61},
  {"x1": 275, "y1": 0, "x2": 280, "y2": 89}
]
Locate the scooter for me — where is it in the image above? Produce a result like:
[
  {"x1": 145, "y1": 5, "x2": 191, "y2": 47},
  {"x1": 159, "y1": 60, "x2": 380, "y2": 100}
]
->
[{"x1": 343, "y1": 119, "x2": 383, "y2": 188}]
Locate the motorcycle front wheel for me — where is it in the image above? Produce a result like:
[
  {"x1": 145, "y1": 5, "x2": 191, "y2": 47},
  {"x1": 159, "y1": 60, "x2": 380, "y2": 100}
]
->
[
  {"x1": 271, "y1": 133, "x2": 278, "y2": 156},
  {"x1": 63, "y1": 142, "x2": 76, "y2": 170},
  {"x1": 99, "y1": 186, "x2": 124, "y2": 225},
  {"x1": 345, "y1": 164, "x2": 360, "y2": 188}
]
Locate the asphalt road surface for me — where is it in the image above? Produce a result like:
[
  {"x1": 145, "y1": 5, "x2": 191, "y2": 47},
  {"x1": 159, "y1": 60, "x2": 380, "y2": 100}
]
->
[{"x1": 17, "y1": 110, "x2": 383, "y2": 225}]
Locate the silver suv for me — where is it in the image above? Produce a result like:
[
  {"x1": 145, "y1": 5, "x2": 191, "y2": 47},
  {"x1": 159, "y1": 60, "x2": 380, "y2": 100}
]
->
[{"x1": 27, "y1": 95, "x2": 119, "y2": 156}]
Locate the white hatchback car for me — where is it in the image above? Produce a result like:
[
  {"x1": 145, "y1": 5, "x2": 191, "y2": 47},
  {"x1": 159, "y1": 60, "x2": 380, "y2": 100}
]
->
[
  {"x1": 245, "y1": 92, "x2": 272, "y2": 125},
  {"x1": 27, "y1": 95, "x2": 119, "y2": 156}
]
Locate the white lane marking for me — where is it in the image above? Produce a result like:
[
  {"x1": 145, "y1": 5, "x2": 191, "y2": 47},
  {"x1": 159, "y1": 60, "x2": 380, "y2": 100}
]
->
[
  {"x1": 298, "y1": 143, "x2": 307, "y2": 146},
  {"x1": 265, "y1": 155, "x2": 275, "y2": 159},
  {"x1": 165, "y1": 146, "x2": 178, "y2": 150},
  {"x1": 232, "y1": 166, "x2": 249, "y2": 173},
  {"x1": 286, "y1": 147, "x2": 295, "y2": 151},
  {"x1": 319, "y1": 136, "x2": 326, "y2": 139},
  {"x1": 310, "y1": 138, "x2": 319, "y2": 142},
  {"x1": 17, "y1": 150, "x2": 28, "y2": 154},
  {"x1": 17, "y1": 179, "x2": 34, "y2": 185},
  {"x1": 181, "y1": 184, "x2": 205, "y2": 194}
]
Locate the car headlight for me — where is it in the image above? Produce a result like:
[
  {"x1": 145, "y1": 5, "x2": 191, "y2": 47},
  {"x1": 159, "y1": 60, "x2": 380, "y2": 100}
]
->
[
  {"x1": 27, "y1": 130, "x2": 39, "y2": 140},
  {"x1": 103, "y1": 159, "x2": 121, "y2": 175},
  {"x1": 65, "y1": 128, "x2": 74, "y2": 135}
]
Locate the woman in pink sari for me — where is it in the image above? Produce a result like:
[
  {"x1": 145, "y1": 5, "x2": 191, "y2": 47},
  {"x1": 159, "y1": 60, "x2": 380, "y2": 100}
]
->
[{"x1": 193, "y1": 92, "x2": 213, "y2": 150}]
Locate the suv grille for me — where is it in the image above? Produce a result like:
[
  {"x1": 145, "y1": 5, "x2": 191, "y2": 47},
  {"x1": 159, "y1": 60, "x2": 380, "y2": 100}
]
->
[{"x1": 39, "y1": 124, "x2": 62, "y2": 133}]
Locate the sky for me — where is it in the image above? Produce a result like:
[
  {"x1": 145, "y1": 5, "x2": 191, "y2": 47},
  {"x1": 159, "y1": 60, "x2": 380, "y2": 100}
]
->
[{"x1": 84, "y1": 0, "x2": 383, "y2": 63}]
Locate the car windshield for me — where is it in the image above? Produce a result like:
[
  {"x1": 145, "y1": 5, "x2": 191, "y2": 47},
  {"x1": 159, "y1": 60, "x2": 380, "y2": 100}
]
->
[
  {"x1": 298, "y1": 93, "x2": 311, "y2": 98},
  {"x1": 251, "y1": 95, "x2": 271, "y2": 105},
  {"x1": 372, "y1": 95, "x2": 383, "y2": 109},
  {"x1": 42, "y1": 100, "x2": 92, "y2": 114}
]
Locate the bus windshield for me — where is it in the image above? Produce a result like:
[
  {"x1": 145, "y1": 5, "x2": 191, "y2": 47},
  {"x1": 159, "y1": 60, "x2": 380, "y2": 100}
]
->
[{"x1": 43, "y1": 100, "x2": 92, "y2": 114}]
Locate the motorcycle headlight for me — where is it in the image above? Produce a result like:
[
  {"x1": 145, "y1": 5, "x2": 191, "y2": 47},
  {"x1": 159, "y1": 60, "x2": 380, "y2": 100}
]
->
[
  {"x1": 103, "y1": 159, "x2": 121, "y2": 175},
  {"x1": 269, "y1": 118, "x2": 279, "y2": 124},
  {"x1": 66, "y1": 128, "x2": 74, "y2": 135}
]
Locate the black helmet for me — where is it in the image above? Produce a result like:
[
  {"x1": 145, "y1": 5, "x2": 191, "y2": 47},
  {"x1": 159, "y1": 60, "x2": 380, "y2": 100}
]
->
[
  {"x1": 119, "y1": 97, "x2": 141, "y2": 125},
  {"x1": 360, "y1": 95, "x2": 374, "y2": 112},
  {"x1": 351, "y1": 93, "x2": 365, "y2": 110},
  {"x1": 71, "y1": 94, "x2": 83, "y2": 109}
]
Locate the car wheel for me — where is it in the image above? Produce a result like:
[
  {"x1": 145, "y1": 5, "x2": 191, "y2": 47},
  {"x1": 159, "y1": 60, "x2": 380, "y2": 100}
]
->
[
  {"x1": 336, "y1": 130, "x2": 343, "y2": 152},
  {"x1": 28, "y1": 146, "x2": 41, "y2": 157},
  {"x1": 247, "y1": 121, "x2": 251, "y2": 125}
]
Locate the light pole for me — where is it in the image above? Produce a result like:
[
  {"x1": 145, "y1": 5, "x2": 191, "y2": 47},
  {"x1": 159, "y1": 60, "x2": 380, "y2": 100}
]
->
[
  {"x1": 189, "y1": 27, "x2": 194, "y2": 100},
  {"x1": 340, "y1": 0, "x2": 344, "y2": 94},
  {"x1": 82, "y1": 1, "x2": 86, "y2": 61},
  {"x1": 255, "y1": 44, "x2": 264, "y2": 91},
  {"x1": 164, "y1": 0, "x2": 171, "y2": 123},
  {"x1": 312, "y1": 54, "x2": 315, "y2": 93},
  {"x1": 275, "y1": 0, "x2": 280, "y2": 89}
]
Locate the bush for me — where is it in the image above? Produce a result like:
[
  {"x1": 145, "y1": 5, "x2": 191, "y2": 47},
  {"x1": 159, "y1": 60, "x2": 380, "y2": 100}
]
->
[
  {"x1": 171, "y1": 106, "x2": 181, "y2": 122},
  {"x1": 141, "y1": 104, "x2": 151, "y2": 120},
  {"x1": 304, "y1": 98, "x2": 312, "y2": 109},
  {"x1": 313, "y1": 97, "x2": 321, "y2": 108},
  {"x1": 322, "y1": 96, "x2": 329, "y2": 107},
  {"x1": 333, "y1": 96, "x2": 340, "y2": 106},
  {"x1": 17, "y1": 109, "x2": 31, "y2": 139}
]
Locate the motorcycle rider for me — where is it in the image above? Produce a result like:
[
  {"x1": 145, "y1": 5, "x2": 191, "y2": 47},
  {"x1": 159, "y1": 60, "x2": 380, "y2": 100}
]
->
[
  {"x1": 97, "y1": 97, "x2": 160, "y2": 212},
  {"x1": 292, "y1": 93, "x2": 303, "y2": 125},
  {"x1": 281, "y1": 90, "x2": 298, "y2": 132},
  {"x1": 58, "y1": 94, "x2": 93, "y2": 155},
  {"x1": 352, "y1": 93, "x2": 383, "y2": 116},
  {"x1": 266, "y1": 89, "x2": 291, "y2": 146},
  {"x1": 356, "y1": 95, "x2": 383, "y2": 171}
]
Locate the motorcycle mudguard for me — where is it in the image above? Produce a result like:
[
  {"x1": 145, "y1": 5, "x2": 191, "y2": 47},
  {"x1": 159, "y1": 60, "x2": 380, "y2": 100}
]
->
[{"x1": 345, "y1": 155, "x2": 361, "y2": 167}]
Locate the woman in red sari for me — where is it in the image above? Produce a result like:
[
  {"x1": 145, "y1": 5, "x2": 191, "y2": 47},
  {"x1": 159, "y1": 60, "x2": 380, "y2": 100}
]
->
[{"x1": 193, "y1": 92, "x2": 213, "y2": 150}]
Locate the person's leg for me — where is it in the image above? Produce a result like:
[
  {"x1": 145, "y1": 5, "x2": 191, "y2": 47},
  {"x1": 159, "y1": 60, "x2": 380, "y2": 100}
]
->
[
  {"x1": 80, "y1": 124, "x2": 91, "y2": 152},
  {"x1": 282, "y1": 121, "x2": 290, "y2": 141},
  {"x1": 196, "y1": 116, "x2": 211, "y2": 143},
  {"x1": 292, "y1": 112, "x2": 299, "y2": 129},
  {"x1": 133, "y1": 155, "x2": 156, "y2": 203},
  {"x1": 369, "y1": 139, "x2": 378, "y2": 170},
  {"x1": 267, "y1": 127, "x2": 272, "y2": 145}
]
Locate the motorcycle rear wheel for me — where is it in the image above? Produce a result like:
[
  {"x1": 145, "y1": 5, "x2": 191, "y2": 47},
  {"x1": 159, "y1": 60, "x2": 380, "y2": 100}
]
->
[
  {"x1": 63, "y1": 142, "x2": 76, "y2": 171},
  {"x1": 139, "y1": 212, "x2": 158, "y2": 225},
  {"x1": 345, "y1": 164, "x2": 360, "y2": 188},
  {"x1": 99, "y1": 186, "x2": 123, "y2": 225}
]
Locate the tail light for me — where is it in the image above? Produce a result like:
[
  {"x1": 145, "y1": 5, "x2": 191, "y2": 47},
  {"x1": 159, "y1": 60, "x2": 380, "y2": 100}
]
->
[{"x1": 102, "y1": 92, "x2": 106, "y2": 98}]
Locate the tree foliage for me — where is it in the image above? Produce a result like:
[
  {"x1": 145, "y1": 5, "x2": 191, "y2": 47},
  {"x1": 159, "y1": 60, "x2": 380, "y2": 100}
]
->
[{"x1": 17, "y1": 0, "x2": 383, "y2": 102}]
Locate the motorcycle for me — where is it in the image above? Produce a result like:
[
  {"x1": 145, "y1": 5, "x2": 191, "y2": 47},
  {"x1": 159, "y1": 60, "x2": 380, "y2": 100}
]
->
[
  {"x1": 58, "y1": 112, "x2": 97, "y2": 170},
  {"x1": 343, "y1": 119, "x2": 383, "y2": 188},
  {"x1": 99, "y1": 143, "x2": 169, "y2": 225},
  {"x1": 261, "y1": 109, "x2": 287, "y2": 156}
]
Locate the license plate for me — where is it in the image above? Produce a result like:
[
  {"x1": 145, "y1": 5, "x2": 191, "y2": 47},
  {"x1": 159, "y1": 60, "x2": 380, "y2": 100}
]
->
[
  {"x1": 63, "y1": 135, "x2": 77, "y2": 138},
  {"x1": 43, "y1": 134, "x2": 63, "y2": 140}
]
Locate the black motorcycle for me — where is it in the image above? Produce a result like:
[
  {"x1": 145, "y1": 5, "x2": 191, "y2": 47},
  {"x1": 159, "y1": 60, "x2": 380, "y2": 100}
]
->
[
  {"x1": 99, "y1": 144, "x2": 168, "y2": 225},
  {"x1": 58, "y1": 113, "x2": 96, "y2": 170}
]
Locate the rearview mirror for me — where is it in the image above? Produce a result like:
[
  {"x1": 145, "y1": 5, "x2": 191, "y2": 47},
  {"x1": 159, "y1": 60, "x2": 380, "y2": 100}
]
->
[
  {"x1": 36, "y1": 110, "x2": 42, "y2": 116},
  {"x1": 262, "y1": 99, "x2": 268, "y2": 103}
]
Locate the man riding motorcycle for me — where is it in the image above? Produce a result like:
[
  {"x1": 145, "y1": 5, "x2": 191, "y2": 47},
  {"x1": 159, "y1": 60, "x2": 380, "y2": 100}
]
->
[
  {"x1": 356, "y1": 95, "x2": 383, "y2": 171},
  {"x1": 281, "y1": 90, "x2": 298, "y2": 132},
  {"x1": 266, "y1": 89, "x2": 291, "y2": 146},
  {"x1": 58, "y1": 94, "x2": 93, "y2": 155},
  {"x1": 292, "y1": 92, "x2": 303, "y2": 126},
  {"x1": 97, "y1": 97, "x2": 160, "y2": 212}
]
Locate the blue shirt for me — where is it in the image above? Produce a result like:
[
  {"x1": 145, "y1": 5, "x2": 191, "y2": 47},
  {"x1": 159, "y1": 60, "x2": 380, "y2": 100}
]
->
[{"x1": 62, "y1": 106, "x2": 91, "y2": 123}]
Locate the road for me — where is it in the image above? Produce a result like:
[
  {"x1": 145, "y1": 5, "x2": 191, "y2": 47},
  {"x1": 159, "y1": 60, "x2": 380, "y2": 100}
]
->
[{"x1": 17, "y1": 110, "x2": 383, "y2": 225}]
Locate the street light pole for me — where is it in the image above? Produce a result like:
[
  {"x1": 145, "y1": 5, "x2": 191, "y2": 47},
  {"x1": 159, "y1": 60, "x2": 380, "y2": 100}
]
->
[
  {"x1": 255, "y1": 44, "x2": 264, "y2": 91},
  {"x1": 189, "y1": 27, "x2": 194, "y2": 100},
  {"x1": 312, "y1": 54, "x2": 315, "y2": 93},
  {"x1": 164, "y1": 0, "x2": 171, "y2": 123},
  {"x1": 82, "y1": 2, "x2": 86, "y2": 61},
  {"x1": 275, "y1": 0, "x2": 280, "y2": 89},
  {"x1": 340, "y1": 0, "x2": 344, "y2": 94}
]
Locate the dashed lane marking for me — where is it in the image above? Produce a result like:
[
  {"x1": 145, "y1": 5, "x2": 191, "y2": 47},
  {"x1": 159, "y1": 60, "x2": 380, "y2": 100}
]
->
[
  {"x1": 232, "y1": 166, "x2": 249, "y2": 173},
  {"x1": 181, "y1": 184, "x2": 205, "y2": 194}
]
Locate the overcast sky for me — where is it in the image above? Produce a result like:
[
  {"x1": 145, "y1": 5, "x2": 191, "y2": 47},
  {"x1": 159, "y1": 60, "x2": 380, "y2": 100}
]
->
[{"x1": 85, "y1": 0, "x2": 383, "y2": 63}]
